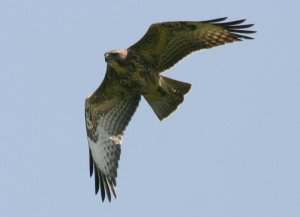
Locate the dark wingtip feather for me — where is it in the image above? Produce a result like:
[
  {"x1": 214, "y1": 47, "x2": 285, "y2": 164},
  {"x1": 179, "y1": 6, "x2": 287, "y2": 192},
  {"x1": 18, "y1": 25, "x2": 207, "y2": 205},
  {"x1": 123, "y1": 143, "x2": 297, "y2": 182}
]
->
[
  {"x1": 229, "y1": 29, "x2": 256, "y2": 34},
  {"x1": 202, "y1": 17, "x2": 227, "y2": 23},
  {"x1": 228, "y1": 24, "x2": 254, "y2": 29},
  {"x1": 89, "y1": 149, "x2": 93, "y2": 177},
  {"x1": 103, "y1": 176, "x2": 112, "y2": 202},
  {"x1": 97, "y1": 169, "x2": 106, "y2": 202},
  {"x1": 232, "y1": 33, "x2": 255, "y2": 40},
  {"x1": 218, "y1": 19, "x2": 246, "y2": 26},
  {"x1": 94, "y1": 166, "x2": 99, "y2": 195},
  {"x1": 202, "y1": 17, "x2": 256, "y2": 40}
]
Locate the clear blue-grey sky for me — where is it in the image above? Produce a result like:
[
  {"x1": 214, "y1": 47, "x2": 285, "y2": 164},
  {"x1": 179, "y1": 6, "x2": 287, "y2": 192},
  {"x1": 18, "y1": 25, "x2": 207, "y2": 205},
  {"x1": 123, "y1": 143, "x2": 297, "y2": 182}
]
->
[{"x1": 1, "y1": 0, "x2": 300, "y2": 216}]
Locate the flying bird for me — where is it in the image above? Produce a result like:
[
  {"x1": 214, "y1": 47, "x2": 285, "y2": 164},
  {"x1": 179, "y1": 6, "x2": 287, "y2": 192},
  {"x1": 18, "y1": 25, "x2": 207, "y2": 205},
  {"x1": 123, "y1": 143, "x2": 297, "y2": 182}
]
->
[{"x1": 85, "y1": 17, "x2": 255, "y2": 202}]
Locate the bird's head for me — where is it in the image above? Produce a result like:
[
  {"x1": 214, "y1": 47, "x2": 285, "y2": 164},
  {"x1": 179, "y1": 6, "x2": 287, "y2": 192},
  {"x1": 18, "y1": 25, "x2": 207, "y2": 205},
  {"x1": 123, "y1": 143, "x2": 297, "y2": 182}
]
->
[{"x1": 104, "y1": 50, "x2": 128, "y2": 72}]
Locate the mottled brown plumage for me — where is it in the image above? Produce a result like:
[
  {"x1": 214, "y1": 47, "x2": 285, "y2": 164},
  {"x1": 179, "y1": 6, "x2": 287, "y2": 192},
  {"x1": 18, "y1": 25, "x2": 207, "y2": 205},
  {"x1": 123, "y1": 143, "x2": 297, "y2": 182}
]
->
[{"x1": 85, "y1": 17, "x2": 255, "y2": 202}]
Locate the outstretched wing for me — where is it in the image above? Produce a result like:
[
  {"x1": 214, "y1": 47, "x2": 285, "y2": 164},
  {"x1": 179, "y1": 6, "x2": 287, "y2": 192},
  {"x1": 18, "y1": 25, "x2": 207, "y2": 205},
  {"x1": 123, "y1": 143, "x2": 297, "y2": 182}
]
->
[
  {"x1": 129, "y1": 17, "x2": 256, "y2": 73},
  {"x1": 85, "y1": 66, "x2": 141, "y2": 202}
]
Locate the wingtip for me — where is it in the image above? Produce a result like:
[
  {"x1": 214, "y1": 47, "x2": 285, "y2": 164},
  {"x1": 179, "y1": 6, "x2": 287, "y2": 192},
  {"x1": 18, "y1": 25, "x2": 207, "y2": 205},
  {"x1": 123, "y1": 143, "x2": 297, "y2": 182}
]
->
[
  {"x1": 220, "y1": 18, "x2": 256, "y2": 40},
  {"x1": 101, "y1": 194, "x2": 105, "y2": 202},
  {"x1": 93, "y1": 167, "x2": 118, "y2": 202}
]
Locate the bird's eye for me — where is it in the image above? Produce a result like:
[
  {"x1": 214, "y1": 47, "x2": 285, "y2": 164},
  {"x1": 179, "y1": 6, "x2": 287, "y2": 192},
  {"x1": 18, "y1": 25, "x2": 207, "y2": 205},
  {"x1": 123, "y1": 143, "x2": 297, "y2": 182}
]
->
[{"x1": 111, "y1": 53, "x2": 118, "y2": 57}]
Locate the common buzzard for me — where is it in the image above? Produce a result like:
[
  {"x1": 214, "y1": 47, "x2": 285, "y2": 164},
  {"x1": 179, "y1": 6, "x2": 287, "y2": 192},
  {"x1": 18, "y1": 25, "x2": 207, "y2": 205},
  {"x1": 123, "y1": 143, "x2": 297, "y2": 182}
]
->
[{"x1": 85, "y1": 17, "x2": 255, "y2": 201}]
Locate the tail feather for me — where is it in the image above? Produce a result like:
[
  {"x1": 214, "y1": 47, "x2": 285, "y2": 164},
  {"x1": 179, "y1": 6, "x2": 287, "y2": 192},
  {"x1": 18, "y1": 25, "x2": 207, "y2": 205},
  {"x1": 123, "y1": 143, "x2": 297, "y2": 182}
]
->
[
  {"x1": 160, "y1": 76, "x2": 191, "y2": 95},
  {"x1": 144, "y1": 76, "x2": 191, "y2": 120}
]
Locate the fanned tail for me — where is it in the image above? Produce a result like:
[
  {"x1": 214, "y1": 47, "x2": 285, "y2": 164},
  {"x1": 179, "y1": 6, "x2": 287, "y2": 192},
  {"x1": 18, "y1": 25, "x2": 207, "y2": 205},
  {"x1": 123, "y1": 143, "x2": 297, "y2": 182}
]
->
[{"x1": 144, "y1": 76, "x2": 191, "y2": 120}]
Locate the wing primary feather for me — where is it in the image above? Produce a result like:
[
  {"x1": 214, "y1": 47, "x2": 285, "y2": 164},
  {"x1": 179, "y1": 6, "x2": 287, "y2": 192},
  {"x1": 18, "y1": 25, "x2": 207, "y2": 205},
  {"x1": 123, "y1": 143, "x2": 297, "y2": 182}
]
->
[
  {"x1": 228, "y1": 24, "x2": 254, "y2": 29},
  {"x1": 94, "y1": 166, "x2": 99, "y2": 194},
  {"x1": 108, "y1": 180, "x2": 117, "y2": 199},
  {"x1": 103, "y1": 176, "x2": 112, "y2": 202},
  {"x1": 97, "y1": 166, "x2": 106, "y2": 202},
  {"x1": 89, "y1": 149, "x2": 93, "y2": 177},
  {"x1": 228, "y1": 29, "x2": 257, "y2": 34},
  {"x1": 232, "y1": 33, "x2": 254, "y2": 40},
  {"x1": 201, "y1": 17, "x2": 227, "y2": 23},
  {"x1": 218, "y1": 19, "x2": 246, "y2": 26}
]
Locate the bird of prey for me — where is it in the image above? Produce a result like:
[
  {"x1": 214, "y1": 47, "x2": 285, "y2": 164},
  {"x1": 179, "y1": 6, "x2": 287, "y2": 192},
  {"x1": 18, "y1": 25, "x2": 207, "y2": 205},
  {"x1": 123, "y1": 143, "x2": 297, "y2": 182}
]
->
[{"x1": 85, "y1": 17, "x2": 255, "y2": 202}]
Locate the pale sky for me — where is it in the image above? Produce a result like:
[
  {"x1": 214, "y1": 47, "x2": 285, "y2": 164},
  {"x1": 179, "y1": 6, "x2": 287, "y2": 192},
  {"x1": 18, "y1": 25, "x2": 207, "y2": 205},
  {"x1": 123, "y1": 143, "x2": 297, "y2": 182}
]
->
[{"x1": 1, "y1": 0, "x2": 300, "y2": 216}]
